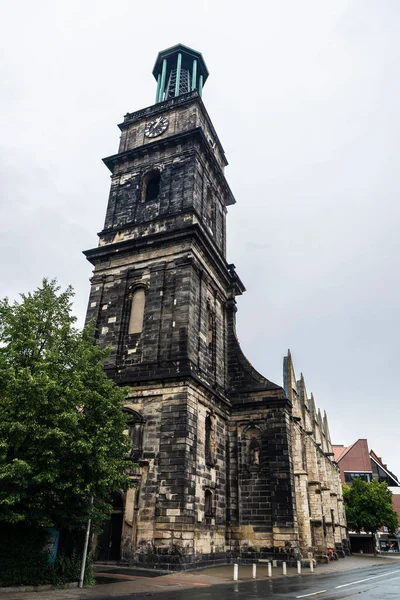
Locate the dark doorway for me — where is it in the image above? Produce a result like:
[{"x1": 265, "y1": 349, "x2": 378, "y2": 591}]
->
[
  {"x1": 96, "y1": 495, "x2": 124, "y2": 562},
  {"x1": 349, "y1": 534, "x2": 375, "y2": 554}
]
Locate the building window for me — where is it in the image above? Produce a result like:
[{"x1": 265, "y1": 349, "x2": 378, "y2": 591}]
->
[
  {"x1": 128, "y1": 286, "x2": 146, "y2": 334},
  {"x1": 344, "y1": 472, "x2": 371, "y2": 483},
  {"x1": 205, "y1": 189, "x2": 214, "y2": 233},
  {"x1": 206, "y1": 304, "x2": 214, "y2": 347},
  {"x1": 206, "y1": 302, "x2": 216, "y2": 375},
  {"x1": 205, "y1": 489, "x2": 213, "y2": 517},
  {"x1": 331, "y1": 508, "x2": 335, "y2": 533},
  {"x1": 142, "y1": 170, "x2": 161, "y2": 202}
]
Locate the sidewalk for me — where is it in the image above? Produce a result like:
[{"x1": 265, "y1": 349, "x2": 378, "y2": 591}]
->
[{"x1": 1, "y1": 555, "x2": 398, "y2": 600}]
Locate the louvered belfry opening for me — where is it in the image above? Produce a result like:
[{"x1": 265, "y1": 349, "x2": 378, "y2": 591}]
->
[
  {"x1": 152, "y1": 43, "x2": 209, "y2": 103},
  {"x1": 165, "y1": 67, "x2": 191, "y2": 99}
]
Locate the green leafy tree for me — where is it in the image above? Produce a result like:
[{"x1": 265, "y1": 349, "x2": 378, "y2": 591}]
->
[
  {"x1": 343, "y1": 479, "x2": 399, "y2": 553},
  {"x1": 0, "y1": 279, "x2": 131, "y2": 531}
]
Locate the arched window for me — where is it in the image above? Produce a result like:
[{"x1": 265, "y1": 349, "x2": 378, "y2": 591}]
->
[
  {"x1": 205, "y1": 489, "x2": 213, "y2": 517},
  {"x1": 143, "y1": 170, "x2": 161, "y2": 202},
  {"x1": 128, "y1": 286, "x2": 146, "y2": 334}
]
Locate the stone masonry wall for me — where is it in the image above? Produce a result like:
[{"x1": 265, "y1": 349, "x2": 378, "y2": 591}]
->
[
  {"x1": 227, "y1": 398, "x2": 299, "y2": 560},
  {"x1": 119, "y1": 380, "x2": 230, "y2": 568}
]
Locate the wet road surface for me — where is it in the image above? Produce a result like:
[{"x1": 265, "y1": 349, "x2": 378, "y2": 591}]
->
[{"x1": 95, "y1": 564, "x2": 400, "y2": 599}]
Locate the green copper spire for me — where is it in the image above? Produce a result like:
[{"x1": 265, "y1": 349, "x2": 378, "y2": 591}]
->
[{"x1": 152, "y1": 43, "x2": 209, "y2": 104}]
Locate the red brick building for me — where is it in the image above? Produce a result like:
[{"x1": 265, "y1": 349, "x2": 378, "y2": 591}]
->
[{"x1": 333, "y1": 439, "x2": 400, "y2": 553}]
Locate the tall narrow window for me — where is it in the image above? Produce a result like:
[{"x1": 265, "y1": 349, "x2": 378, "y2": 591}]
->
[
  {"x1": 143, "y1": 171, "x2": 161, "y2": 202},
  {"x1": 128, "y1": 287, "x2": 146, "y2": 334},
  {"x1": 207, "y1": 305, "x2": 213, "y2": 347},
  {"x1": 205, "y1": 489, "x2": 213, "y2": 517},
  {"x1": 206, "y1": 189, "x2": 214, "y2": 232},
  {"x1": 205, "y1": 414, "x2": 212, "y2": 463}
]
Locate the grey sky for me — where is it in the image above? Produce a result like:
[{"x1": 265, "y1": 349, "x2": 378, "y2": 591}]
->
[{"x1": 1, "y1": 1, "x2": 399, "y2": 475}]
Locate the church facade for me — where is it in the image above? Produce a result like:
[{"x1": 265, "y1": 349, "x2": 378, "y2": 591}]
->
[{"x1": 84, "y1": 44, "x2": 347, "y2": 569}]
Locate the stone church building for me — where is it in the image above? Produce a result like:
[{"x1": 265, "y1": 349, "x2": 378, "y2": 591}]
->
[{"x1": 84, "y1": 44, "x2": 347, "y2": 568}]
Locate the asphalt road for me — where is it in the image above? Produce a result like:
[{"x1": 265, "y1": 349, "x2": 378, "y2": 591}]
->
[{"x1": 114, "y1": 564, "x2": 400, "y2": 599}]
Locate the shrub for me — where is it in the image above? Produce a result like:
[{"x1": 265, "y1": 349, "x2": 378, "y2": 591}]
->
[
  {"x1": 0, "y1": 525, "x2": 93, "y2": 587},
  {"x1": 0, "y1": 526, "x2": 52, "y2": 587}
]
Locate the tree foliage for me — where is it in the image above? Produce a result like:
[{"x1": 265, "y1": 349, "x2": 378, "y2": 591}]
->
[
  {"x1": 343, "y1": 479, "x2": 399, "y2": 535},
  {"x1": 0, "y1": 279, "x2": 131, "y2": 530}
]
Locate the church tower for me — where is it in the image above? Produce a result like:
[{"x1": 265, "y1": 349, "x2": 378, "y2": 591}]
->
[{"x1": 84, "y1": 44, "x2": 300, "y2": 568}]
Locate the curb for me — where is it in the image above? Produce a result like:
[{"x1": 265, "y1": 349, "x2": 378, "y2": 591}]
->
[{"x1": 0, "y1": 582, "x2": 78, "y2": 594}]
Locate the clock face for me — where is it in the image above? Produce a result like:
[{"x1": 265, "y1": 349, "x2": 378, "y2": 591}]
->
[{"x1": 144, "y1": 116, "x2": 169, "y2": 138}]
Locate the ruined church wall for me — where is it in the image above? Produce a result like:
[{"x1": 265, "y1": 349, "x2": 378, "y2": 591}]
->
[
  {"x1": 291, "y1": 422, "x2": 312, "y2": 554},
  {"x1": 227, "y1": 399, "x2": 299, "y2": 558}
]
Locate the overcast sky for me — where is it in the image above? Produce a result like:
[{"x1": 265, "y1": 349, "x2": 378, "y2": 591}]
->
[{"x1": 1, "y1": 1, "x2": 399, "y2": 475}]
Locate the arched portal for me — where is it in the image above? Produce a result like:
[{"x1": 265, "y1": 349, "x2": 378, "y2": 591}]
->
[{"x1": 95, "y1": 494, "x2": 124, "y2": 562}]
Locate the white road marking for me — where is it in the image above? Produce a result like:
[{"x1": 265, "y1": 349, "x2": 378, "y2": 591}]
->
[
  {"x1": 335, "y1": 569, "x2": 400, "y2": 589},
  {"x1": 296, "y1": 592, "x2": 327, "y2": 598}
]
